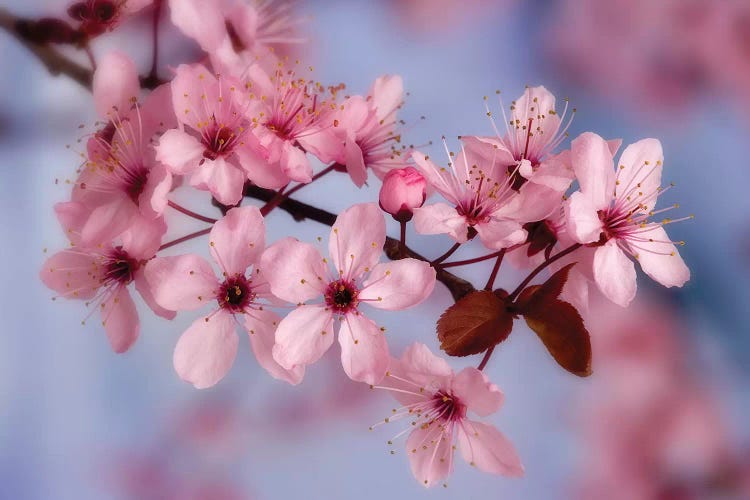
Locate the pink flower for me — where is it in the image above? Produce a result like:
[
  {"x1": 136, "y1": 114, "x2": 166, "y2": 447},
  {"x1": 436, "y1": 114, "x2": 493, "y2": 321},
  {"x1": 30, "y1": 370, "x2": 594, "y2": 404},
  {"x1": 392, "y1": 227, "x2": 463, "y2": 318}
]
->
[
  {"x1": 242, "y1": 62, "x2": 340, "y2": 184},
  {"x1": 379, "y1": 166, "x2": 426, "y2": 221},
  {"x1": 260, "y1": 203, "x2": 436, "y2": 384},
  {"x1": 74, "y1": 52, "x2": 176, "y2": 246},
  {"x1": 326, "y1": 75, "x2": 408, "y2": 187},
  {"x1": 40, "y1": 202, "x2": 171, "y2": 353},
  {"x1": 372, "y1": 343, "x2": 524, "y2": 487},
  {"x1": 145, "y1": 206, "x2": 301, "y2": 388},
  {"x1": 411, "y1": 142, "x2": 528, "y2": 250},
  {"x1": 564, "y1": 132, "x2": 690, "y2": 306},
  {"x1": 156, "y1": 64, "x2": 272, "y2": 205}
]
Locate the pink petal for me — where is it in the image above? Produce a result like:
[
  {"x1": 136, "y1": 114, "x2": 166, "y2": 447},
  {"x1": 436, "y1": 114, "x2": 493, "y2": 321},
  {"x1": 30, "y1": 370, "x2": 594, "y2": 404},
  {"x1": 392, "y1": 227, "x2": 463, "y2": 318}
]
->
[
  {"x1": 406, "y1": 426, "x2": 454, "y2": 488},
  {"x1": 101, "y1": 286, "x2": 140, "y2": 354},
  {"x1": 272, "y1": 305, "x2": 334, "y2": 369},
  {"x1": 280, "y1": 141, "x2": 312, "y2": 183},
  {"x1": 344, "y1": 134, "x2": 367, "y2": 187},
  {"x1": 400, "y1": 343, "x2": 453, "y2": 379},
  {"x1": 173, "y1": 311, "x2": 238, "y2": 389},
  {"x1": 133, "y1": 271, "x2": 176, "y2": 320},
  {"x1": 235, "y1": 142, "x2": 290, "y2": 190},
  {"x1": 571, "y1": 132, "x2": 615, "y2": 210},
  {"x1": 381, "y1": 343, "x2": 451, "y2": 408},
  {"x1": 54, "y1": 201, "x2": 89, "y2": 245},
  {"x1": 329, "y1": 203, "x2": 385, "y2": 281},
  {"x1": 245, "y1": 309, "x2": 304, "y2": 385},
  {"x1": 359, "y1": 260, "x2": 436, "y2": 311},
  {"x1": 144, "y1": 255, "x2": 218, "y2": 311},
  {"x1": 593, "y1": 240, "x2": 637, "y2": 307},
  {"x1": 297, "y1": 127, "x2": 342, "y2": 165},
  {"x1": 370, "y1": 75, "x2": 403, "y2": 120},
  {"x1": 475, "y1": 218, "x2": 527, "y2": 250},
  {"x1": 209, "y1": 206, "x2": 265, "y2": 276},
  {"x1": 259, "y1": 238, "x2": 328, "y2": 303},
  {"x1": 93, "y1": 51, "x2": 139, "y2": 117},
  {"x1": 139, "y1": 163, "x2": 172, "y2": 217},
  {"x1": 565, "y1": 191, "x2": 604, "y2": 244},
  {"x1": 80, "y1": 199, "x2": 138, "y2": 247},
  {"x1": 412, "y1": 203, "x2": 468, "y2": 242},
  {"x1": 40, "y1": 250, "x2": 99, "y2": 299},
  {"x1": 451, "y1": 368, "x2": 504, "y2": 417},
  {"x1": 168, "y1": 0, "x2": 227, "y2": 52},
  {"x1": 203, "y1": 157, "x2": 246, "y2": 206},
  {"x1": 169, "y1": 64, "x2": 218, "y2": 128},
  {"x1": 615, "y1": 138, "x2": 664, "y2": 212},
  {"x1": 457, "y1": 420, "x2": 524, "y2": 477},
  {"x1": 338, "y1": 312, "x2": 389, "y2": 384},
  {"x1": 156, "y1": 129, "x2": 204, "y2": 174},
  {"x1": 120, "y1": 216, "x2": 166, "y2": 259},
  {"x1": 630, "y1": 225, "x2": 690, "y2": 288},
  {"x1": 607, "y1": 138, "x2": 623, "y2": 156}
]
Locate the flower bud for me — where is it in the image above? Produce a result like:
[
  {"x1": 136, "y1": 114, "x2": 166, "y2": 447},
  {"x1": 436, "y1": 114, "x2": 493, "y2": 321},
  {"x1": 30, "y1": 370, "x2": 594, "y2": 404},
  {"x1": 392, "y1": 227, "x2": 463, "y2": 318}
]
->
[{"x1": 379, "y1": 167, "x2": 427, "y2": 222}]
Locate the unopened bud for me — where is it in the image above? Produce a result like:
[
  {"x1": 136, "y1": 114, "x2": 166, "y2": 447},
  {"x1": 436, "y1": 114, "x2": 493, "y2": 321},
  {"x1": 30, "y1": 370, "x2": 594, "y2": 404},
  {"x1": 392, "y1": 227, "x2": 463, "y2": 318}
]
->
[{"x1": 379, "y1": 167, "x2": 427, "y2": 222}]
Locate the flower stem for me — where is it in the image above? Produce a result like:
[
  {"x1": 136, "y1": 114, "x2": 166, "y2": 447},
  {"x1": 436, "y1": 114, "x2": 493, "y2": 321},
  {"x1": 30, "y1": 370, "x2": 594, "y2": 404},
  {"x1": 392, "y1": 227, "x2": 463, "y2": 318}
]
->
[
  {"x1": 167, "y1": 200, "x2": 218, "y2": 224},
  {"x1": 431, "y1": 242, "x2": 461, "y2": 265},
  {"x1": 399, "y1": 220, "x2": 407, "y2": 259},
  {"x1": 438, "y1": 249, "x2": 505, "y2": 269},
  {"x1": 158, "y1": 227, "x2": 211, "y2": 251},
  {"x1": 507, "y1": 243, "x2": 582, "y2": 301},
  {"x1": 484, "y1": 250, "x2": 506, "y2": 291},
  {"x1": 477, "y1": 346, "x2": 495, "y2": 371}
]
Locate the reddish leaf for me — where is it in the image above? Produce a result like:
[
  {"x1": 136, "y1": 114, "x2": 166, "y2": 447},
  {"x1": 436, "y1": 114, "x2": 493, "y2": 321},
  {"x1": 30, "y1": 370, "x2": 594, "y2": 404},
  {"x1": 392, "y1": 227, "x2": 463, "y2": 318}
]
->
[
  {"x1": 513, "y1": 262, "x2": 591, "y2": 376},
  {"x1": 437, "y1": 291, "x2": 513, "y2": 357},
  {"x1": 523, "y1": 300, "x2": 592, "y2": 377}
]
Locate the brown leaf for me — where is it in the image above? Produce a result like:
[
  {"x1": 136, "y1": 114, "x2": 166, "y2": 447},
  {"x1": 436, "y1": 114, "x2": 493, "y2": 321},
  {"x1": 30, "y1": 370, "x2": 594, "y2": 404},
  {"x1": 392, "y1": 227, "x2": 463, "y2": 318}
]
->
[
  {"x1": 515, "y1": 262, "x2": 577, "y2": 311},
  {"x1": 437, "y1": 290, "x2": 513, "y2": 357},
  {"x1": 523, "y1": 300, "x2": 592, "y2": 377}
]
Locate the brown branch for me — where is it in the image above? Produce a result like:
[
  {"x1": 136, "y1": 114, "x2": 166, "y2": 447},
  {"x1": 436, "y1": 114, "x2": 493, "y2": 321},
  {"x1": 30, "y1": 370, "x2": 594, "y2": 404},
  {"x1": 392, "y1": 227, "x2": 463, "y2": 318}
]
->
[
  {"x1": 0, "y1": 7, "x2": 93, "y2": 90},
  {"x1": 243, "y1": 185, "x2": 476, "y2": 302}
]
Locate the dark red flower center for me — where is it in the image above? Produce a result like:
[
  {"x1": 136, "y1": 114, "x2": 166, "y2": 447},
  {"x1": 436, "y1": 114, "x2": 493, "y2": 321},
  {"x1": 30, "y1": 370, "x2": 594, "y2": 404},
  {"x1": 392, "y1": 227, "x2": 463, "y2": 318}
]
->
[
  {"x1": 103, "y1": 247, "x2": 137, "y2": 285},
  {"x1": 202, "y1": 122, "x2": 240, "y2": 160},
  {"x1": 324, "y1": 279, "x2": 359, "y2": 314},
  {"x1": 217, "y1": 275, "x2": 254, "y2": 313},
  {"x1": 430, "y1": 391, "x2": 466, "y2": 423}
]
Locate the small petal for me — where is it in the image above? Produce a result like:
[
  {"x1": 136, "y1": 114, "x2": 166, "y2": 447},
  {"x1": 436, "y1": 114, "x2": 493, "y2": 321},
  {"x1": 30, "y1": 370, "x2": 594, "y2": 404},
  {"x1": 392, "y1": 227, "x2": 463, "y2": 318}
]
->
[
  {"x1": 133, "y1": 270, "x2": 176, "y2": 320},
  {"x1": 571, "y1": 132, "x2": 615, "y2": 210},
  {"x1": 565, "y1": 191, "x2": 604, "y2": 244},
  {"x1": 173, "y1": 311, "x2": 238, "y2": 389},
  {"x1": 406, "y1": 426, "x2": 454, "y2": 488},
  {"x1": 370, "y1": 75, "x2": 403, "y2": 120},
  {"x1": 40, "y1": 250, "x2": 99, "y2": 299},
  {"x1": 101, "y1": 286, "x2": 140, "y2": 354},
  {"x1": 203, "y1": 157, "x2": 245, "y2": 206},
  {"x1": 338, "y1": 313, "x2": 389, "y2": 384},
  {"x1": 359, "y1": 260, "x2": 436, "y2": 310},
  {"x1": 412, "y1": 203, "x2": 468, "y2": 242},
  {"x1": 280, "y1": 141, "x2": 312, "y2": 183},
  {"x1": 344, "y1": 134, "x2": 367, "y2": 187},
  {"x1": 457, "y1": 421, "x2": 524, "y2": 477},
  {"x1": 169, "y1": 0, "x2": 227, "y2": 52},
  {"x1": 209, "y1": 206, "x2": 265, "y2": 276},
  {"x1": 272, "y1": 305, "x2": 334, "y2": 369},
  {"x1": 260, "y1": 238, "x2": 328, "y2": 303},
  {"x1": 593, "y1": 240, "x2": 637, "y2": 307},
  {"x1": 156, "y1": 129, "x2": 204, "y2": 174},
  {"x1": 245, "y1": 309, "x2": 304, "y2": 385},
  {"x1": 451, "y1": 368, "x2": 504, "y2": 417},
  {"x1": 475, "y1": 218, "x2": 527, "y2": 250},
  {"x1": 615, "y1": 138, "x2": 663, "y2": 212},
  {"x1": 631, "y1": 225, "x2": 690, "y2": 288},
  {"x1": 144, "y1": 255, "x2": 217, "y2": 311},
  {"x1": 329, "y1": 203, "x2": 385, "y2": 282},
  {"x1": 93, "y1": 51, "x2": 139, "y2": 117}
]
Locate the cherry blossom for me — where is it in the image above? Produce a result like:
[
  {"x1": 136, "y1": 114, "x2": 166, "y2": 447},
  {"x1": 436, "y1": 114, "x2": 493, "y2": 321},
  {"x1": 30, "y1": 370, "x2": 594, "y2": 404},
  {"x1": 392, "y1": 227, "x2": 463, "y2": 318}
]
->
[
  {"x1": 371, "y1": 343, "x2": 524, "y2": 487},
  {"x1": 40, "y1": 201, "x2": 171, "y2": 353},
  {"x1": 145, "y1": 206, "x2": 302, "y2": 388},
  {"x1": 378, "y1": 166, "x2": 427, "y2": 221},
  {"x1": 564, "y1": 132, "x2": 690, "y2": 306},
  {"x1": 260, "y1": 203, "x2": 436, "y2": 384}
]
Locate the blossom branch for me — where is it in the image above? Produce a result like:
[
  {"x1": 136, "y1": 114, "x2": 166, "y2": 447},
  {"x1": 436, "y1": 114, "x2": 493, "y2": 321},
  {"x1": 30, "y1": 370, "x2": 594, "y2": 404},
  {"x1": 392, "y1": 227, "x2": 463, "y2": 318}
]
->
[
  {"x1": 0, "y1": 7, "x2": 93, "y2": 89},
  {"x1": 167, "y1": 200, "x2": 219, "y2": 224}
]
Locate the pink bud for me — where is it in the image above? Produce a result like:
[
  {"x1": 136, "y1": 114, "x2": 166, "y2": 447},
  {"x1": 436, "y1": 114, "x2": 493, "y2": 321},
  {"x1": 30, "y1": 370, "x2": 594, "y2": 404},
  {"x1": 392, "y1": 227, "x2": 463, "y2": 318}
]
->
[{"x1": 379, "y1": 167, "x2": 427, "y2": 222}]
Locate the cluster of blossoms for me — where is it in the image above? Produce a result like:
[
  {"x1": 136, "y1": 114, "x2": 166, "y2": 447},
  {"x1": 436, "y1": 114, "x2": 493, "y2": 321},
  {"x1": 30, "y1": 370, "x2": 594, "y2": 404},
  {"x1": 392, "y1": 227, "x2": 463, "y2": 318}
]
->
[{"x1": 35, "y1": 0, "x2": 692, "y2": 488}]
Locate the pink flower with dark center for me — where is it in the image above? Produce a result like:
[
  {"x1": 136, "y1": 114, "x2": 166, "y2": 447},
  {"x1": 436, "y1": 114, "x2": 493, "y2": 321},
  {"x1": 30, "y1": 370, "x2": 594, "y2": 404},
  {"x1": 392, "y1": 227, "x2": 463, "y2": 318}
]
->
[
  {"x1": 325, "y1": 75, "x2": 408, "y2": 187},
  {"x1": 260, "y1": 203, "x2": 436, "y2": 384},
  {"x1": 73, "y1": 52, "x2": 176, "y2": 246},
  {"x1": 565, "y1": 132, "x2": 691, "y2": 306},
  {"x1": 411, "y1": 140, "x2": 529, "y2": 250},
  {"x1": 40, "y1": 202, "x2": 171, "y2": 353},
  {"x1": 145, "y1": 206, "x2": 301, "y2": 388},
  {"x1": 156, "y1": 64, "x2": 272, "y2": 205},
  {"x1": 371, "y1": 343, "x2": 523, "y2": 487},
  {"x1": 243, "y1": 62, "x2": 341, "y2": 185}
]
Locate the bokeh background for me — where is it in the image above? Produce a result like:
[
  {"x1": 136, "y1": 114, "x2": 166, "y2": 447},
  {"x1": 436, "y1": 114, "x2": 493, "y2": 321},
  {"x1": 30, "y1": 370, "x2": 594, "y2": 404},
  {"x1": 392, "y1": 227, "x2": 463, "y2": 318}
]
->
[{"x1": 1, "y1": 0, "x2": 749, "y2": 498}]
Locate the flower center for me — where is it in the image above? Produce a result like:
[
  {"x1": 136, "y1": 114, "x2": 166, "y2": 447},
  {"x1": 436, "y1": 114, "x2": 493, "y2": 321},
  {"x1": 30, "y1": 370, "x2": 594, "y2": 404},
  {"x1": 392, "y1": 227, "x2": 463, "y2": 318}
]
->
[
  {"x1": 202, "y1": 120, "x2": 241, "y2": 160},
  {"x1": 324, "y1": 279, "x2": 359, "y2": 314},
  {"x1": 217, "y1": 274, "x2": 254, "y2": 313},
  {"x1": 430, "y1": 391, "x2": 466, "y2": 423},
  {"x1": 102, "y1": 247, "x2": 136, "y2": 286},
  {"x1": 123, "y1": 164, "x2": 149, "y2": 203}
]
